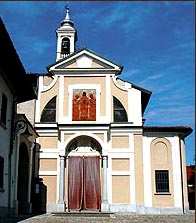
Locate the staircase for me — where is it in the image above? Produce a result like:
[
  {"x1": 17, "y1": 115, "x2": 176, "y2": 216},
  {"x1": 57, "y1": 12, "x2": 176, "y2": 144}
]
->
[{"x1": 51, "y1": 211, "x2": 113, "y2": 218}]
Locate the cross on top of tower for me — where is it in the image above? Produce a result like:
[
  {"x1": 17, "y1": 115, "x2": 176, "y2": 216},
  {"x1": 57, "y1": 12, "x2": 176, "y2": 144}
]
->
[{"x1": 61, "y1": 6, "x2": 74, "y2": 27}]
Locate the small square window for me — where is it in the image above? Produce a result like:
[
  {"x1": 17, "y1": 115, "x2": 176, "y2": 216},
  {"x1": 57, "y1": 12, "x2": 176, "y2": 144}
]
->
[{"x1": 155, "y1": 170, "x2": 169, "y2": 193}]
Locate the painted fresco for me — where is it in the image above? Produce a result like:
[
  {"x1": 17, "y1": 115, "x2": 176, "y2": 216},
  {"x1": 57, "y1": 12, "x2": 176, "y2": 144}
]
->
[{"x1": 72, "y1": 89, "x2": 96, "y2": 121}]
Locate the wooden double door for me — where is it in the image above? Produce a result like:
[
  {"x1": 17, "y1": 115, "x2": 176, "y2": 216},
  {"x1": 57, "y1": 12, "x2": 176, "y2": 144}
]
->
[{"x1": 68, "y1": 156, "x2": 101, "y2": 211}]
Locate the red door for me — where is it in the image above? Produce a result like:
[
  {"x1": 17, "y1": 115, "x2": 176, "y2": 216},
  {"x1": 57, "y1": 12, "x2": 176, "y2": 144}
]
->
[{"x1": 68, "y1": 156, "x2": 101, "y2": 211}]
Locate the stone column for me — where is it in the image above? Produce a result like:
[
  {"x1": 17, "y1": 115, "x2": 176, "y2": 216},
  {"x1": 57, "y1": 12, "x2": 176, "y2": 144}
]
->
[
  {"x1": 57, "y1": 155, "x2": 65, "y2": 212},
  {"x1": 101, "y1": 156, "x2": 109, "y2": 211}
]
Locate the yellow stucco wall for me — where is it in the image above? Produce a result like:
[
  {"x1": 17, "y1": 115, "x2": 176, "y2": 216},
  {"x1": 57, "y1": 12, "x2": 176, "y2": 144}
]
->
[
  {"x1": 40, "y1": 78, "x2": 59, "y2": 121},
  {"x1": 39, "y1": 159, "x2": 57, "y2": 171},
  {"x1": 43, "y1": 76, "x2": 54, "y2": 86},
  {"x1": 112, "y1": 175, "x2": 130, "y2": 203},
  {"x1": 111, "y1": 77, "x2": 128, "y2": 118},
  {"x1": 112, "y1": 158, "x2": 130, "y2": 171},
  {"x1": 134, "y1": 134, "x2": 144, "y2": 205},
  {"x1": 94, "y1": 133, "x2": 104, "y2": 142},
  {"x1": 42, "y1": 176, "x2": 57, "y2": 203},
  {"x1": 112, "y1": 135, "x2": 129, "y2": 148},
  {"x1": 39, "y1": 136, "x2": 58, "y2": 149},
  {"x1": 151, "y1": 138, "x2": 174, "y2": 207}
]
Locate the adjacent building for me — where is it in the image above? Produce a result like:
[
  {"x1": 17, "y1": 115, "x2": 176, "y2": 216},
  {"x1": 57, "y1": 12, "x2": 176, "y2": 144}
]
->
[{"x1": 0, "y1": 17, "x2": 38, "y2": 216}]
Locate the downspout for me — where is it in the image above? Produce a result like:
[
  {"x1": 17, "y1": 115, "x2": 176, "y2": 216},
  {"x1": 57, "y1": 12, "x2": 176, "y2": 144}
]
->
[
  {"x1": 8, "y1": 97, "x2": 17, "y2": 212},
  {"x1": 179, "y1": 136, "x2": 185, "y2": 214}
]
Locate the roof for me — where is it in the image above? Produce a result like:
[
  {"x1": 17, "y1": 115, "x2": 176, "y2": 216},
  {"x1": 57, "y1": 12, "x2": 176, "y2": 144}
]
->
[
  {"x1": 117, "y1": 77, "x2": 152, "y2": 114},
  {"x1": 0, "y1": 17, "x2": 37, "y2": 102},
  {"x1": 47, "y1": 48, "x2": 123, "y2": 72},
  {"x1": 143, "y1": 126, "x2": 192, "y2": 138}
]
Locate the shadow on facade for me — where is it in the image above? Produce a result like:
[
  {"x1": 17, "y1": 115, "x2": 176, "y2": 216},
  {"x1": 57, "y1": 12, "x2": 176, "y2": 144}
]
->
[
  {"x1": 30, "y1": 143, "x2": 47, "y2": 215},
  {"x1": 31, "y1": 177, "x2": 47, "y2": 214}
]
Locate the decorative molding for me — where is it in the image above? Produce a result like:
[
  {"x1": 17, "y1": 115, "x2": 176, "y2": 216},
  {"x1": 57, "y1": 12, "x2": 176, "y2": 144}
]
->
[
  {"x1": 67, "y1": 84, "x2": 101, "y2": 123},
  {"x1": 39, "y1": 171, "x2": 57, "y2": 176},
  {"x1": 42, "y1": 76, "x2": 58, "y2": 92}
]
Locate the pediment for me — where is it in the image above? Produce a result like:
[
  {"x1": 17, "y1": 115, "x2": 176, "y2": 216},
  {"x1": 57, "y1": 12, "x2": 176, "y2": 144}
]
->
[{"x1": 48, "y1": 49, "x2": 122, "y2": 74}]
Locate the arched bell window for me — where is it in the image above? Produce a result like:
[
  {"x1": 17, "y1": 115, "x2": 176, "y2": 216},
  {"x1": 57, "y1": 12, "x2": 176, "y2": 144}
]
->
[
  {"x1": 113, "y1": 96, "x2": 128, "y2": 122},
  {"x1": 61, "y1": 37, "x2": 70, "y2": 55},
  {"x1": 40, "y1": 96, "x2": 56, "y2": 123}
]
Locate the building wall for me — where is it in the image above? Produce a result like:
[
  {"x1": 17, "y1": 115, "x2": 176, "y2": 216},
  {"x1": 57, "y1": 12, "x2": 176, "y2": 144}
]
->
[
  {"x1": 151, "y1": 138, "x2": 174, "y2": 207},
  {"x1": 34, "y1": 57, "x2": 186, "y2": 214},
  {"x1": 134, "y1": 133, "x2": 144, "y2": 206},
  {"x1": 143, "y1": 135, "x2": 184, "y2": 213},
  {"x1": 0, "y1": 74, "x2": 14, "y2": 209},
  {"x1": 17, "y1": 99, "x2": 36, "y2": 125}
]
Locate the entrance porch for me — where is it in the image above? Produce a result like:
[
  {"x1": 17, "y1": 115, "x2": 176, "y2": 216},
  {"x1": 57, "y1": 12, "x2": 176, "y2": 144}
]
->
[{"x1": 56, "y1": 135, "x2": 109, "y2": 212}]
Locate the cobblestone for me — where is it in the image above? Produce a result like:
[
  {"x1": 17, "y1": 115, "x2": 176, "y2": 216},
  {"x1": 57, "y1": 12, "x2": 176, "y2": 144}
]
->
[{"x1": 16, "y1": 213, "x2": 195, "y2": 223}]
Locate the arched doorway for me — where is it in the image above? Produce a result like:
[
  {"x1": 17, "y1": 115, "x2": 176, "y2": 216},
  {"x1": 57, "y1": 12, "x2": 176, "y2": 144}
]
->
[
  {"x1": 66, "y1": 135, "x2": 102, "y2": 211},
  {"x1": 17, "y1": 143, "x2": 29, "y2": 214}
]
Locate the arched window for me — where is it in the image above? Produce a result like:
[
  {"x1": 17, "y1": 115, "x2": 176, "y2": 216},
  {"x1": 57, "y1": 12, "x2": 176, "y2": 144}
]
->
[
  {"x1": 113, "y1": 96, "x2": 128, "y2": 122},
  {"x1": 61, "y1": 37, "x2": 70, "y2": 55},
  {"x1": 0, "y1": 156, "x2": 4, "y2": 189},
  {"x1": 40, "y1": 96, "x2": 56, "y2": 123}
]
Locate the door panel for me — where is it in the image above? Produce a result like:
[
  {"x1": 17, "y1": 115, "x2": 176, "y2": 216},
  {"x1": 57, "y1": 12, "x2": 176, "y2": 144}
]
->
[
  {"x1": 84, "y1": 156, "x2": 101, "y2": 210},
  {"x1": 68, "y1": 156, "x2": 84, "y2": 210},
  {"x1": 68, "y1": 156, "x2": 101, "y2": 211}
]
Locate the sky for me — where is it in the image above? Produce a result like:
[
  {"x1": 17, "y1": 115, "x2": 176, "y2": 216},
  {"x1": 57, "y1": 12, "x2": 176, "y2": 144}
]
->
[{"x1": 0, "y1": 1, "x2": 195, "y2": 164}]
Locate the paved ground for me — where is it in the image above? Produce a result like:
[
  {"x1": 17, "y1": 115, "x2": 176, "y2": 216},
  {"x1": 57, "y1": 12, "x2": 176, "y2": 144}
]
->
[{"x1": 11, "y1": 213, "x2": 194, "y2": 223}]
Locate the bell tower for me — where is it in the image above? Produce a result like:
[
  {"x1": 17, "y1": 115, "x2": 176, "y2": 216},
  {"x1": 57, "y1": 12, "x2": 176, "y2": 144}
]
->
[{"x1": 56, "y1": 7, "x2": 77, "y2": 61}]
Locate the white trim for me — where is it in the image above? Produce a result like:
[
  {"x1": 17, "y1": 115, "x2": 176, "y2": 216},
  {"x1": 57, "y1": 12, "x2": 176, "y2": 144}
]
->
[
  {"x1": 110, "y1": 204, "x2": 136, "y2": 212},
  {"x1": 50, "y1": 49, "x2": 121, "y2": 71},
  {"x1": 112, "y1": 171, "x2": 130, "y2": 176},
  {"x1": 40, "y1": 149, "x2": 58, "y2": 153},
  {"x1": 106, "y1": 75, "x2": 111, "y2": 122},
  {"x1": 143, "y1": 136, "x2": 152, "y2": 207},
  {"x1": 111, "y1": 129, "x2": 142, "y2": 133},
  {"x1": 49, "y1": 73, "x2": 113, "y2": 77},
  {"x1": 58, "y1": 75, "x2": 64, "y2": 122},
  {"x1": 128, "y1": 88, "x2": 132, "y2": 122},
  {"x1": 58, "y1": 125, "x2": 110, "y2": 131},
  {"x1": 67, "y1": 84, "x2": 101, "y2": 123},
  {"x1": 40, "y1": 152, "x2": 58, "y2": 159},
  {"x1": 108, "y1": 156, "x2": 112, "y2": 204},
  {"x1": 170, "y1": 136, "x2": 183, "y2": 208},
  {"x1": 42, "y1": 76, "x2": 58, "y2": 92},
  {"x1": 108, "y1": 149, "x2": 133, "y2": 153},
  {"x1": 35, "y1": 123, "x2": 58, "y2": 128},
  {"x1": 64, "y1": 132, "x2": 105, "y2": 150},
  {"x1": 35, "y1": 76, "x2": 42, "y2": 122},
  {"x1": 112, "y1": 75, "x2": 130, "y2": 91},
  {"x1": 36, "y1": 130, "x2": 58, "y2": 135},
  {"x1": 109, "y1": 153, "x2": 132, "y2": 158},
  {"x1": 39, "y1": 171, "x2": 57, "y2": 176},
  {"x1": 111, "y1": 132, "x2": 132, "y2": 136}
]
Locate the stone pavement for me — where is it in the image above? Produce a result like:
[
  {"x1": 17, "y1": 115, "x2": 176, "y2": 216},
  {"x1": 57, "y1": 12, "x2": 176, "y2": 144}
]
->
[{"x1": 13, "y1": 213, "x2": 195, "y2": 223}]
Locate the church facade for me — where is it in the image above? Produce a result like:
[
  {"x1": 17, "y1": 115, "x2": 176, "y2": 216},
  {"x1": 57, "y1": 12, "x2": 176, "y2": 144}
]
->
[{"x1": 34, "y1": 8, "x2": 192, "y2": 214}]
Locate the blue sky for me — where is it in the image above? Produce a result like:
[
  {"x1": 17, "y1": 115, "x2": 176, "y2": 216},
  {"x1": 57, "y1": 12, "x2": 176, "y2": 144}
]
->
[{"x1": 0, "y1": 1, "x2": 195, "y2": 164}]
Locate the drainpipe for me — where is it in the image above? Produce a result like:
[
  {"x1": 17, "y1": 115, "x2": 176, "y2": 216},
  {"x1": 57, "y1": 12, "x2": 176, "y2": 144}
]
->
[{"x1": 179, "y1": 136, "x2": 185, "y2": 214}]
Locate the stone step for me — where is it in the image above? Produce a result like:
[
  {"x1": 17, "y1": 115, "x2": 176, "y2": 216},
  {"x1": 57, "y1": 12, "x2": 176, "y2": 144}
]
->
[{"x1": 51, "y1": 211, "x2": 113, "y2": 217}]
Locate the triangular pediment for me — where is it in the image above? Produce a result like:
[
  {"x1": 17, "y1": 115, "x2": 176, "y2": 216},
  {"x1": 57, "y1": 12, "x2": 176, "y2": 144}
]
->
[{"x1": 48, "y1": 49, "x2": 122, "y2": 75}]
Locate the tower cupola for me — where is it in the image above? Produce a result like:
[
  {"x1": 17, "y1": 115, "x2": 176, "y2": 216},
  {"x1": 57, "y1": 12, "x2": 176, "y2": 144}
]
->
[{"x1": 56, "y1": 7, "x2": 77, "y2": 61}]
